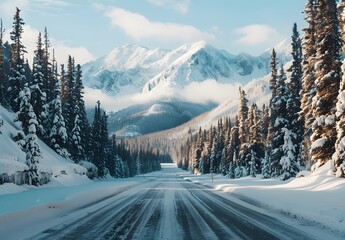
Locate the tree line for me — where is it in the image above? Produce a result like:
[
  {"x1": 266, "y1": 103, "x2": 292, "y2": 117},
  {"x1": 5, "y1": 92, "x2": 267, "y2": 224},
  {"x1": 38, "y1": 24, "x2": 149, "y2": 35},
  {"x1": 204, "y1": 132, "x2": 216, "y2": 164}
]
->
[
  {"x1": 178, "y1": 0, "x2": 345, "y2": 180},
  {"x1": 0, "y1": 8, "x2": 161, "y2": 186}
]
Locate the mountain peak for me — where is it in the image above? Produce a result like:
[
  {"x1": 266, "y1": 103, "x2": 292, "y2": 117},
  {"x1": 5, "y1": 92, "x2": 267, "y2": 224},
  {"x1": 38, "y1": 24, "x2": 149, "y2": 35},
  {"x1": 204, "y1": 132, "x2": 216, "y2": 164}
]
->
[{"x1": 265, "y1": 39, "x2": 291, "y2": 56}]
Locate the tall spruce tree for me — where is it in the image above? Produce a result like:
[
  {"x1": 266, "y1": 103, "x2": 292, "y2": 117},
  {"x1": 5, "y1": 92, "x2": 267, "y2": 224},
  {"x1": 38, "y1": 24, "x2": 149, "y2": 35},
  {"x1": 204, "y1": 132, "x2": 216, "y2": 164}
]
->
[
  {"x1": 49, "y1": 65, "x2": 69, "y2": 158},
  {"x1": 42, "y1": 27, "x2": 53, "y2": 103},
  {"x1": 8, "y1": 8, "x2": 27, "y2": 112},
  {"x1": 15, "y1": 84, "x2": 41, "y2": 185},
  {"x1": 287, "y1": 23, "x2": 304, "y2": 167},
  {"x1": 267, "y1": 48, "x2": 278, "y2": 165},
  {"x1": 311, "y1": 0, "x2": 342, "y2": 169},
  {"x1": 0, "y1": 18, "x2": 7, "y2": 107},
  {"x1": 270, "y1": 66, "x2": 290, "y2": 177},
  {"x1": 31, "y1": 32, "x2": 46, "y2": 138},
  {"x1": 301, "y1": 0, "x2": 318, "y2": 168},
  {"x1": 280, "y1": 127, "x2": 299, "y2": 180},
  {"x1": 333, "y1": 0, "x2": 345, "y2": 178}
]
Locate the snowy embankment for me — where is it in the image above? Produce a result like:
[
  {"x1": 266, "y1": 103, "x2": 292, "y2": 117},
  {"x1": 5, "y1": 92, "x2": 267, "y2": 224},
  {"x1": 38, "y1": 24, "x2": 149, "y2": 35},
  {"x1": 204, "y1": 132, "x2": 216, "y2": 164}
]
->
[
  {"x1": 0, "y1": 105, "x2": 89, "y2": 186},
  {"x1": 180, "y1": 161, "x2": 345, "y2": 235}
]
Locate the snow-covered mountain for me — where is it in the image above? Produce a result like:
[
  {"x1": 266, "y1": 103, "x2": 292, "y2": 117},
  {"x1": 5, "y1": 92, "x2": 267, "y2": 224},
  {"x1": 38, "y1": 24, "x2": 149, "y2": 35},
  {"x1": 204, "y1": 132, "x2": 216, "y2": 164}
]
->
[
  {"x1": 82, "y1": 41, "x2": 289, "y2": 96},
  {"x1": 83, "y1": 40, "x2": 291, "y2": 137},
  {"x1": 107, "y1": 100, "x2": 216, "y2": 137}
]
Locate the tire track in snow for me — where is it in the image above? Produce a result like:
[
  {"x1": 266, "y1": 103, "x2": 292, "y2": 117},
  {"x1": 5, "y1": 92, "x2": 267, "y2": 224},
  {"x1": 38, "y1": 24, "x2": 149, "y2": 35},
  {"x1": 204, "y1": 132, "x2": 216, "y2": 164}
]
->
[
  {"x1": 181, "y1": 180, "x2": 316, "y2": 240},
  {"x1": 33, "y1": 181, "x2": 162, "y2": 240}
]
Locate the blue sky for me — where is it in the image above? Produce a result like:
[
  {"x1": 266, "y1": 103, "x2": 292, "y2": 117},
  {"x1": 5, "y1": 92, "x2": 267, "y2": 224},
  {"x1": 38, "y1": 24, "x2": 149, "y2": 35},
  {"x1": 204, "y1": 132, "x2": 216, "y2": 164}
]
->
[{"x1": 0, "y1": 0, "x2": 306, "y2": 65}]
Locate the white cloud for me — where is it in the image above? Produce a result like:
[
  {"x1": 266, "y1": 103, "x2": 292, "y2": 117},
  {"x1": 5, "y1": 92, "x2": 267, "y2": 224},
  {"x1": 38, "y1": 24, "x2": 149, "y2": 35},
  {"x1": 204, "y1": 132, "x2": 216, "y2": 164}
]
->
[
  {"x1": 4, "y1": 25, "x2": 94, "y2": 66},
  {"x1": 147, "y1": 0, "x2": 190, "y2": 14},
  {"x1": 0, "y1": 0, "x2": 71, "y2": 17},
  {"x1": 0, "y1": 0, "x2": 29, "y2": 17},
  {"x1": 84, "y1": 80, "x2": 239, "y2": 112},
  {"x1": 105, "y1": 7, "x2": 215, "y2": 43},
  {"x1": 235, "y1": 24, "x2": 278, "y2": 46}
]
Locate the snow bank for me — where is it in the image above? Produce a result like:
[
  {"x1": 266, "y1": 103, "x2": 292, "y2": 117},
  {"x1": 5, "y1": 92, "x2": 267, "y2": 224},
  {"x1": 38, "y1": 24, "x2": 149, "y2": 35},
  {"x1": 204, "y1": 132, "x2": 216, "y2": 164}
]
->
[{"x1": 180, "y1": 162, "x2": 345, "y2": 234}]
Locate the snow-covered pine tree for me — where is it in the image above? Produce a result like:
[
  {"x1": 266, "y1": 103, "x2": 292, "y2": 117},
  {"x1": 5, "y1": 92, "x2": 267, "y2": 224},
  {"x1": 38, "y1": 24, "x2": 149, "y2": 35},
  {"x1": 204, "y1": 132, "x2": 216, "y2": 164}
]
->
[
  {"x1": 64, "y1": 56, "x2": 76, "y2": 146},
  {"x1": 42, "y1": 27, "x2": 53, "y2": 104},
  {"x1": 31, "y1": 32, "x2": 47, "y2": 139},
  {"x1": 280, "y1": 128, "x2": 299, "y2": 180},
  {"x1": 220, "y1": 147, "x2": 227, "y2": 176},
  {"x1": 267, "y1": 49, "x2": 278, "y2": 170},
  {"x1": 24, "y1": 106, "x2": 41, "y2": 186},
  {"x1": 301, "y1": 0, "x2": 318, "y2": 169},
  {"x1": 261, "y1": 150, "x2": 270, "y2": 178},
  {"x1": 216, "y1": 119, "x2": 225, "y2": 173},
  {"x1": 287, "y1": 23, "x2": 304, "y2": 168},
  {"x1": 14, "y1": 83, "x2": 32, "y2": 135},
  {"x1": 115, "y1": 154, "x2": 124, "y2": 178},
  {"x1": 260, "y1": 104, "x2": 270, "y2": 145},
  {"x1": 238, "y1": 87, "x2": 249, "y2": 146},
  {"x1": 92, "y1": 101, "x2": 106, "y2": 177},
  {"x1": 230, "y1": 116, "x2": 240, "y2": 164},
  {"x1": 0, "y1": 18, "x2": 7, "y2": 107},
  {"x1": 0, "y1": 115, "x2": 3, "y2": 134},
  {"x1": 74, "y1": 64, "x2": 88, "y2": 159},
  {"x1": 270, "y1": 66, "x2": 290, "y2": 177},
  {"x1": 311, "y1": 0, "x2": 342, "y2": 169},
  {"x1": 8, "y1": 8, "x2": 27, "y2": 113},
  {"x1": 249, "y1": 149, "x2": 257, "y2": 177},
  {"x1": 49, "y1": 66, "x2": 69, "y2": 158},
  {"x1": 193, "y1": 127, "x2": 203, "y2": 173},
  {"x1": 332, "y1": 0, "x2": 345, "y2": 178},
  {"x1": 70, "y1": 104, "x2": 83, "y2": 162},
  {"x1": 269, "y1": 49, "x2": 278, "y2": 110},
  {"x1": 210, "y1": 126, "x2": 217, "y2": 174},
  {"x1": 101, "y1": 111, "x2": 111, "y2": 175},
  {"x1": 136, "y1": 154, "x2": 141, "y2": 176},
  {"x1": 238, "y1": 88, "x2": 250, "y2": 173},
  {"x1": 15, "y1": 84, "x2": 41, "y2": 185},
  {"x1": 223, "y1": 128, "x2": 232, "y2": 176}
]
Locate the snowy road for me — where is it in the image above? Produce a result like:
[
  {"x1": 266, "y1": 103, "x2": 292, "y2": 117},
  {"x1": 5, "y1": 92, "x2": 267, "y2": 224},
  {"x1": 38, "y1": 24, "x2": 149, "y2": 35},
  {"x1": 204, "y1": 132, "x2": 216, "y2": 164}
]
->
[
  {"x1": 21, "y1": 166, "x2": 321, "y2": 240},
  {"x1": 1, "y1": 165, "x2": 336, "y2": 240}
]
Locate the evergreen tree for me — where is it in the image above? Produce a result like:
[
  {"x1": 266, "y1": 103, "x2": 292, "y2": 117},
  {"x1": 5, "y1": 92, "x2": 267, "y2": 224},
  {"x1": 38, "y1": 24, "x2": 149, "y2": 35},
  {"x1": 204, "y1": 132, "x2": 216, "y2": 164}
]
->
[
  {"x1": 260, "y1": 104, "x2": 270, "y2": 145},
  {"x1": 287, "y1": 23, "x2": 304, "y2": 168},
  {"x1": 70, "y1": 104, "x2": 83, "y2": 162},
  {"x1": 270, "y1": 66, "x2": 290, "y2": 177},
  {"x1": 42, "y1": 27, "x2": 53, "y2": 103},
  {"x1": 216, "y1": 119, "x2": 225, "y2": 173},
  {"x1": 31, "y1": 32, "x2": 46, "y2": 138},
  {"x1": 210, "y1": 126, "x2": 217, "y2": 174},
  {"x1": 15, "y1": 84, "x2": 41, "y2": 185},
  {"x1": 238, "y1": 87, "x2": 249, "y2": 146},
  {"x1": 311, "y1": 0, "x2": 342, "y2": 169},
  {"x1": 333, "y1": 0, "x2": 345, "y2": 178},
  {"x1": 49, "y1": 66, "x2": 69, "y2": 158},
  {"x1": 301, "y1": 0, "x2": 318, "y2": 169},
  {"x1": 92, "y1": 101, "x2": 106, "y2": 177},
  {"x1": 14, "y1": 83, "x2": 33, "y2": 135},
  {"x1": 280, "y1": 128, "x2": 299, "y2": 180},
  {"x1": 261, "y1": 150, "x2": 271, "y2": 178},
  {"x1": 74, "y1": 64, "x2": 88, "y2": 159},
  {"x1": 269, "y1": 49, "x2": 278, "y2": 109},
  {"x1": 267, "y1": 49, "x2": 278, "y2": 170},
  {"x1": 8, "y1": 8, "x2": 27, "y2": 112},
  {"x1": 0, "y1": 18, "x2": 7, "y2": 107}
]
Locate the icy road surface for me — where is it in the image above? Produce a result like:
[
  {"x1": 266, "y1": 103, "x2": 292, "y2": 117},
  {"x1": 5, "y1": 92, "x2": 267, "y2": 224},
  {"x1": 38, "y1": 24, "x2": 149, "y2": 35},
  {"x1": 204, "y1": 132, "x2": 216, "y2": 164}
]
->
[{"x1": 1, "y1": 164, "x2": 337, "y2": 240}]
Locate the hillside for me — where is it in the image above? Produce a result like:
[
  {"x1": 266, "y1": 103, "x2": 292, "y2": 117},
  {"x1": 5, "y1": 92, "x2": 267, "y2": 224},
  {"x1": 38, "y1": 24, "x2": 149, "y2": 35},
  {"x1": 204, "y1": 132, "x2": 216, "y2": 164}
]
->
[{"x1": 0, "y1": 105, "x2": 90, "y2": 186}]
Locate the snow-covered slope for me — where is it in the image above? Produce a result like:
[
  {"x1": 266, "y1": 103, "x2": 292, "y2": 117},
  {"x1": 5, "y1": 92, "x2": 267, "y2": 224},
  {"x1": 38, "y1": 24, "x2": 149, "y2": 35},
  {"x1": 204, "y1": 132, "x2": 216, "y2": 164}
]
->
[
  {"x1": 82, "y1": 41, "x2": 289, "y2": 96},
  {"x1": 0, "y1": 105, "x2": 90, "y2": 186},
  {"x1": 108, "y1": 100, "x2": 216, "y2": 137}
]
